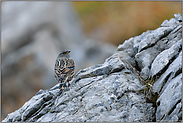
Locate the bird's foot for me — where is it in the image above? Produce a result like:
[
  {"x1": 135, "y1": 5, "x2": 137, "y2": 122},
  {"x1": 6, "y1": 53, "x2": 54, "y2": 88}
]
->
[{"x1": 59, "y1": 83, "x2": 67, "y2": 90}]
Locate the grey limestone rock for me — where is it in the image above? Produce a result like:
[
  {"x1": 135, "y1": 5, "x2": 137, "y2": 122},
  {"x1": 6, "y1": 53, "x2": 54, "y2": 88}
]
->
[
  {"x1": 156, "y1": 74, "x2": 182, "y2": 122},
  {"x1": 174, "y1": 13, "x2": 182, "y2": 22},
  {"x1": 2, "y1": 14, "x2": 182, "y2": 122},
  {"x1": 151, "y1": 39, "x2": 182, "y2": 77},
  {"x1": 153, "y1": 51, "x2": 182, "y2": 94}
]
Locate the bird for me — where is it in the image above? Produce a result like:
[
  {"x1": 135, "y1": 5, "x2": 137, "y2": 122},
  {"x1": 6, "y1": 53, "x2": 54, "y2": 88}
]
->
[{"x1": 54, "y1": 50, "x2": 75, "y2": 90}]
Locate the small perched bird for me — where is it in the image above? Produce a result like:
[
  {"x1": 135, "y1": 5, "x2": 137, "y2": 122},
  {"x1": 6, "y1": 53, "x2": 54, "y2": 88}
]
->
[{"x1": 54, "y1": 50, "x2": 75, "y2": 90}]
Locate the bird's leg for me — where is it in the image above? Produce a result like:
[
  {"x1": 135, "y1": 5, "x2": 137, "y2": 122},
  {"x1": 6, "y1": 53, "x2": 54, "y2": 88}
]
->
[
  {"x1": 59, "y1": 83, "x2": 66, "y2": 91},
  {"x1": 64, "y1": 77, "x2": 70, "y2": 87},
  {"x1": 55, "y1": 83, "x2": 65, "y2": 96},
  {"x1": 67, "y1": 79, "x2": 70, "y2": 87},
  {"x1": 66, "y1": 75, "x2": 74, "y2": 87},
  {"x1": 67, "y1": 81, "x2": 70, "y2": 87}
]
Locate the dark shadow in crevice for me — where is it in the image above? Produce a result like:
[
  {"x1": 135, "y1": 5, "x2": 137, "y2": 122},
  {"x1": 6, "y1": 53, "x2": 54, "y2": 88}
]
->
[
  {"x1": 167, "y1": 99, "x2": 181, "y2": 115},
  {"x1": 135, "y1": 60, "x2": 141, "y2": 72},
  {"x1": 173, "y1": 67, "x2": 182, "y2": 79},
  {"x1": 154, "y1": 50, "x2": 180, "y2": 79},
  {"x1": 158, "y1": 73, "x2": 172, "y2": 94},
  {"x1": 139, "y1": 28, "x2": 173, "y2": 53}
]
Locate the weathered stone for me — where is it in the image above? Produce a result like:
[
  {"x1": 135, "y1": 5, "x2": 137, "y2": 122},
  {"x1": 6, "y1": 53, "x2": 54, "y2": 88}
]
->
[
  {"x1": 160, "y1": 13, "x2": 182, "y2": 27},
  {"x1": 151, "y1": 39, "x2": 182, "y2": 77},
  {"x1": 156, "y1": 74, "x2": 182, "y2": 122},
  {"x1": 2, "y1": 14, "x2": 182, "y2": 122},
  {"x1": 153, "y1": 51, "x2": 182, "y2": 94},
  {"x1": 138, "y1": 26, "x2": 174, "y2": 52},
  {"x1": 174, "y1": 13, "x2": 182, "y2": 22}
]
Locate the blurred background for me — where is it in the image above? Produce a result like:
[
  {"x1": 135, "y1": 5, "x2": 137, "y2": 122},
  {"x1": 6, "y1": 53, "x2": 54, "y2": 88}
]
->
[{"x1": 1, "y1": 1, "x2": 182, "y2": 120}]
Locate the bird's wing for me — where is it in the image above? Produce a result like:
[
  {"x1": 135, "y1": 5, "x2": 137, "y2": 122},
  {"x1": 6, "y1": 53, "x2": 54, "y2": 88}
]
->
[
  {"x1": 54, "y1": 58, "x2": 75, "y2": 83},
  {"x1": 65, "y1": 58, "x2": 75, "y2": 75}
]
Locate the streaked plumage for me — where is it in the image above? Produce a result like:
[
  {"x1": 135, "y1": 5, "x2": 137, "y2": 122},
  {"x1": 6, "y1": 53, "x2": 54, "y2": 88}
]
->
[{"x1": 54, "y1": 50, "x2": 75, "y2": 89}]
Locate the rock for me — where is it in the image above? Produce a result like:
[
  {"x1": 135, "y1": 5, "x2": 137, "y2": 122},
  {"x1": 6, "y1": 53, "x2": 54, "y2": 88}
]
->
[
  {"x1": 156, "y1": 74, "x2": 182, "y2": 122},
  {"x1": 160, "y1": 13, "x2": 182, "y2": 27},
  {"x1": 1, "y1": 2, "x2": 116, "y2": 119},
  {"x1": 137, "y1": 26, "x2": 173, "y2": 52},
  {"x1": 174, "y1": 13, "x2": 182, "y2": 22},
  {"x1": 151, "y1": 39, "x2": 182, "y2": 77},
  {"x1": 2, "y1": 14, "x2": 182, "y2": 122},
  {"x1": 153, "y1": 51, "x2": 182, "y2": 94}
]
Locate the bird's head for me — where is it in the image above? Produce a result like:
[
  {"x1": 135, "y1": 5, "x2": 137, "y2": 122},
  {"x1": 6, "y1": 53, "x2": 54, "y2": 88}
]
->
[{"x1": 58, "y1": 50, "x2": 71, "y2": 58}]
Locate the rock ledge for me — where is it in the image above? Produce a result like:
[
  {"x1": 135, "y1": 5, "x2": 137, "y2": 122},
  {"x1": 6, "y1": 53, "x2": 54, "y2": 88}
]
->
[{"x1": 3, "y1": 13, "x2": 182, "y2": 122}]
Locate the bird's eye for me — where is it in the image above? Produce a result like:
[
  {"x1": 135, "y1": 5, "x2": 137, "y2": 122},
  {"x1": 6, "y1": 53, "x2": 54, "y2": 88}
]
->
[{"x1": 65, "y1": 51, "x2": 70, "y2": 54}]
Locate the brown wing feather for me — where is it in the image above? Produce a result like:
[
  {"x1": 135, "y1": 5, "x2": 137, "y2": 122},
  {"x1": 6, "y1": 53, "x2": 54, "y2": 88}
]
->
[{"x1": 66, "y1": 59, "x2": 75, "y2": 68}]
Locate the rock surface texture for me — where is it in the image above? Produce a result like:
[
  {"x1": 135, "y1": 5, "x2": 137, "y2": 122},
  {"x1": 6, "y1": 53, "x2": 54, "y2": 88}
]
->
[{"x1": 2, "y1": 14, "x2": 182, "y2": 122}]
